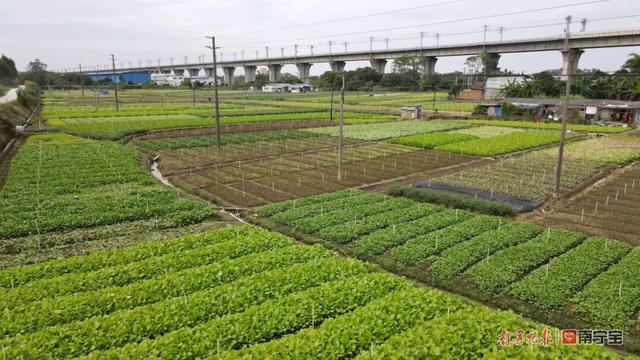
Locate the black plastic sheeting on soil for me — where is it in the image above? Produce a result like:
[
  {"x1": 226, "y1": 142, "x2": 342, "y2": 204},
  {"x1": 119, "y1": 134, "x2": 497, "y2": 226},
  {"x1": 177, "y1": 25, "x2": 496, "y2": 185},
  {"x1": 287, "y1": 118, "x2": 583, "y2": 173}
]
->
[{"x1": 414, "y1": 182, "x2": 542, "y2": 213}]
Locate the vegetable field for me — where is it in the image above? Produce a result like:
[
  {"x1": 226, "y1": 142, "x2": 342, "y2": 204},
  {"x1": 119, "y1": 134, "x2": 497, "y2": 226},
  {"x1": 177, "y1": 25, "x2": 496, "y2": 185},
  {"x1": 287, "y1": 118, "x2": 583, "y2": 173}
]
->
[
  {"x1": 537, "y1": 163, "x2": 640, "y2": 244},
  {"x1": 5, "y1": 88, "x2": 636, "y2": 357},
  {"x1": 435, "y1": 151, "x2": 602, "y2": 200},
  {"x1": 0, "y1": 133, "x2": 215, "y2": 263},
  {"x1": 256, "y1": 189, "x2": 640, "y2": 351},
  {"x1": 49, "y1": 111, "x2": 398, "y2": 140},
  {"x1": 0, "y1": 225, "x2": 619, "y2": 359},
  {"x1": 306, "y1": 120, "x2": 468, "y2": 140},
  {"x1": 148, "y1": 134, "x2": 476, "y2": 207},
  {"x1": 462, "y1": 119, "x2": 630, "y2": 134}
]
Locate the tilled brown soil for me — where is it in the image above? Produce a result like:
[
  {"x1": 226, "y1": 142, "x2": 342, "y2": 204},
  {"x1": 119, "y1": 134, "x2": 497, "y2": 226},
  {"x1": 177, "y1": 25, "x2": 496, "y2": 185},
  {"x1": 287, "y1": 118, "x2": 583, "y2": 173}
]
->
[
  {"x1": 531, "y1": 163, "x2": 640, "y2": 245},
  {"x1": 156, "y1": 137, "x2": 478, "y2": 208}
]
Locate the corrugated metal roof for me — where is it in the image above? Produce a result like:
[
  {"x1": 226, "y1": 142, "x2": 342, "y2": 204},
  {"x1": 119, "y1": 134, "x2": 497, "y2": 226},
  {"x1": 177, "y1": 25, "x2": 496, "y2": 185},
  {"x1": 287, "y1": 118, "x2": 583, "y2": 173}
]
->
[{"x1": 505, "y1": 98, "x2": 640, "y2": 108}]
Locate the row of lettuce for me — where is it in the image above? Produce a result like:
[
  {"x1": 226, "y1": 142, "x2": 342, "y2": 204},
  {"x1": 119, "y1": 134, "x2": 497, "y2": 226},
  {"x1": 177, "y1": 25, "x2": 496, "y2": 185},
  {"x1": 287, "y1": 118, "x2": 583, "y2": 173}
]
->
[
  {"x1": 0, "y1": 133, "x2": 215, "y2": 241},
  {"x1": 256, "y1": 189, "x2": 640, "y2": 334},
  {"x1": 0, "y1": 225, "x2": 622, "y2": 359}
]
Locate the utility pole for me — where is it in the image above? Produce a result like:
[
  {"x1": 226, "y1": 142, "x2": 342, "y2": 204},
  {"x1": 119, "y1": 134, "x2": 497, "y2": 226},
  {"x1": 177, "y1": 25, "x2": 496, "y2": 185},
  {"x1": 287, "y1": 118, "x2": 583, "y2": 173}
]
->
[
  {"x1": 266, "y1": 46, "x2": 269, "y2": 59},
  {"x1": 281, "y1": 47, "x2": 284, "y2": 57},
  {"x1": 329, "y1": 41, "x2": 333, "y2": 55},
  {"x1": 192, "y1": 81, "x2": 196, "y2": 107},
  {"x1": 369, "y1": 37, "x2": 374, "y2": 53},
  {"x1": 337, "y1": 71, "x2": 345, "y2": 181},
  {"x1": 79, "y1": 64, "x2": 85, "y2": 99},
  {"x1": 294, "y1": 44, "x2": 298, "y2": 57},
  {"x1": 580, "y1": 18, "x2": 587, "y2": 32},
  {"x1": 420, "y1": 32, "x2": 424, "y2": 49},
  {"x1": 435, "y1": 33, "x2": 440, "y2": 47},
  {"x1": 310, "y1": 45, "x2": 314, "y2": 55},
  {"x1": 92, "y1": 73, "x2": 97, "y2": 110},
  {"x1": 206, "y1": 36, "x2": 221, "y2": 149},
  {"x1": 498, "y1": 26, "x2": 504, "y2": 41},
  {"x1": 343, "y1": 42, "x2": 348, "y2": 53},
  {"x1": 241, "y1": 50, "x2": 245, "y2": 60},
  {"x1": 329, "y1": 77, "x2": 336, "y2": 121},
  {"x1": 110, "y1": 54, "x2": 119, "y2": 111},
  {"x1": 555, "y1": 15, "x2": 573, "y2": 196},
  {"x1": 385, "y1": 38, "x2": 389, "y2": 51},
  {"x1": 483, "y1": 25, "x2": 488, "y2": 50}
]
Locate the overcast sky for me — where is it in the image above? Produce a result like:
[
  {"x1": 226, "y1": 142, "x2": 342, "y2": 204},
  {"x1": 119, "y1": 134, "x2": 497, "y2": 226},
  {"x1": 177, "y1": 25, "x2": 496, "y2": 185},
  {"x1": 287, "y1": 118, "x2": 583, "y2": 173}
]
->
[{"x1": 1, "y1": 0, "x2": 639, "y2": 76}]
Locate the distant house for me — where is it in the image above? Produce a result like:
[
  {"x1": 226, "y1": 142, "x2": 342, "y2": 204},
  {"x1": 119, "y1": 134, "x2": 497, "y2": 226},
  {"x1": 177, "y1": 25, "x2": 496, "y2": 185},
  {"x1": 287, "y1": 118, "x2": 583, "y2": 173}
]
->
[
  {"x1": 484, "y1": 76, "x2": 527, "y2": 99},
  {"x1": 458, "y1": 82, "x2": 485, "y2": 100},
  {"x1": 456, "y1": 77, "x2": 527, "y2": 100},
  {"x1": 89, "y1": 71, "x2": 151, "y2": 84},
  {"x1": 504, "y1": 98, "x2": 640, "y2": 124},
  {"x1": 290, "y1": 84, "x2": 314, "y2": 93},
  {"x1": 262, "y1": 83, "x2": 290, "y2": 92},
  {"x1": 150, "y1": 73, "x2": 183, "y2": 87}
]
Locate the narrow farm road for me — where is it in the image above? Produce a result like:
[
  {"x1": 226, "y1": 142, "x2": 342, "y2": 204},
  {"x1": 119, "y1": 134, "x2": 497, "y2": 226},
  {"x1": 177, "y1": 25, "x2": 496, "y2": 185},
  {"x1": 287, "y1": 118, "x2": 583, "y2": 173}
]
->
[{"x1": 0, "y1": 85, "x2": 24, "y2": 104}]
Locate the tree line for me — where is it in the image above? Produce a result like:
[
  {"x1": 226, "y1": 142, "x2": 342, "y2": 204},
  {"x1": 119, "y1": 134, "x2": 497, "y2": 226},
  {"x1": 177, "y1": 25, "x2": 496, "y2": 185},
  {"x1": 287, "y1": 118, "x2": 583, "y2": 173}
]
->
[{"x1": 500, "y1": 54, "x2": 640, "y2": 100}]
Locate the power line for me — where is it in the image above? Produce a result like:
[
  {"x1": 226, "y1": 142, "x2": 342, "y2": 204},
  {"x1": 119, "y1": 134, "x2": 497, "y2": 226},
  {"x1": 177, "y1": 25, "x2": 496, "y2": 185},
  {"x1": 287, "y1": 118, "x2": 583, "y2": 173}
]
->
[
  {"x1": 225, "y1": 0, "x2": 465, "y2": 35},
  {"x1": 74, "y1": 3, "x2": 640, "y2": 71},
  {"x1": 216, "y1": 0, "x2": 611, "y2": 47}
]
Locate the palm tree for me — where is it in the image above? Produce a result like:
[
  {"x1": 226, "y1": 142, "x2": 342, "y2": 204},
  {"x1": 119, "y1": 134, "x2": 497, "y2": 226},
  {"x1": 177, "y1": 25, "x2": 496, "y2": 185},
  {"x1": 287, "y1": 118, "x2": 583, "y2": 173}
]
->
[{"x1": 623, "y1": 53, "x2": 640, "y2": 74}]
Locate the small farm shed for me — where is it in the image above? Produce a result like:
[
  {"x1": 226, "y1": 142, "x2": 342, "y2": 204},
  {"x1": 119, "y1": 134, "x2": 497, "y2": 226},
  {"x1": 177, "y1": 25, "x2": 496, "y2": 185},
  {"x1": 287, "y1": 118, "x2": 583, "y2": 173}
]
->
[
  {"x1": 458, "y1": 82, "x2": 485, "y2": 100},
  {"x1": 484, "y1": 76, "x2": 527, "y2": 99},
  {"x1": 505, "y1": 98, "x2": 640, "y2": 125},
  {"x1": 400, "y1": 105, "x2": 422, "y2": 119}
]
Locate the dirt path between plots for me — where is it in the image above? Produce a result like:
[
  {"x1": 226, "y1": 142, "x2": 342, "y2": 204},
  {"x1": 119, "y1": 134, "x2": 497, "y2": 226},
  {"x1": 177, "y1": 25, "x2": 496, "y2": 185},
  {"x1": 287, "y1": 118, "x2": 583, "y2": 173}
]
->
[{"x1": 123, "y1": 119, "x2": 336, "y2": 143}]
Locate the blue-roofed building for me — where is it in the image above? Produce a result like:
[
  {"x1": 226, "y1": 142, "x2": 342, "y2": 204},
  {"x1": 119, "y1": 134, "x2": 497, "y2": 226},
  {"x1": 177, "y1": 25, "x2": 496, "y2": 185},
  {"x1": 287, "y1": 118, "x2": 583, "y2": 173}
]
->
[{"x1": 89, "y1": 71, "x2": 151, "y2": 84}]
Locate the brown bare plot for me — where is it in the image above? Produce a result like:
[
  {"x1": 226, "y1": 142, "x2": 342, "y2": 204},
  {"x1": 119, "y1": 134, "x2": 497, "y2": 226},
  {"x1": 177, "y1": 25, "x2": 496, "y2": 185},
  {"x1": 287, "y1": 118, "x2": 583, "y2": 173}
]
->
[
  {"x1": 537, "y1": 164, "x2": 640, "y2": 245},
  {"x1": 156, "y1": 136, "x2": 476, "y2": 208}
]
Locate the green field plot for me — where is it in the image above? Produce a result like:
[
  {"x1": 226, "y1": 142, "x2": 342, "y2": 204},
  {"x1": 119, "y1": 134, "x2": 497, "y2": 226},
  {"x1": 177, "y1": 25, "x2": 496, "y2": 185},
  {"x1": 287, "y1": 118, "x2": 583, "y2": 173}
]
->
[
  {"x1": 389, "y1": 131, "x2": 478, "y2": 149},
  {"x1": 256, "y1": 189, "x2": 640, "y2": 343},
  {"x1": 436, "y1": 151, "x2": 601, "y2": 200},
  {"x1": 508, "y1": 237, "x2": 630, "y2": 309},
  {"x1": 41, "y1": 103, "x2": 245, "y2": 119},
  {"x1": 0, "y1": 225, "x2": 618, "y2": 359},
  {"x1": 462, "y1": 119, "x2": 630, "y2": 134},
  {"x1": 306, "y1": 120, "x2": 467, "y2": 140},
  {"x1": 453, "y1": 125, "x2": 524, "y2": 138},
  {"x1": 131, "y1": 129, "x2": 320, "y2": 151},
  {"x1": 0, "y1": 133, "x2": 214, "y2": 241},
  {"x1": 434, "y1": 130, "x2": 562, "y2": 156},
  {"x1": 572, "y1": 248, "x2": 640, "y2": 329},
  {"x1": 49, "y1": 112, "x2": 398, "y2": 139},
  {"x1": 541, "y1": 135, "x2": 640, "y2": 165}
]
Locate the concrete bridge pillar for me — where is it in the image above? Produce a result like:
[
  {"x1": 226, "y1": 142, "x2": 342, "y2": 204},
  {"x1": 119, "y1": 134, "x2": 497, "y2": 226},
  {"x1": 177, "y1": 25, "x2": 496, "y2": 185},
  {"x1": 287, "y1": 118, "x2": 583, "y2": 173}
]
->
[
  {"x1": 187, "y1": 68, "x2": 200, "y2": 77},
  {"x1": 223, "y1": 66, "x2": 235, "y2": 86},
  {"x1": 296, "y1": 63, "x2": 312, "y2": 83},
  {"x1": 561, "y1": 49, "x2": 583, "y2": 80},
  {"x1": 173, "y1": 69, "x2": 185, "y2": 76},
  {"x1": 421, "y1": 56, "x2": 438, "y2": 76},
  {"x1": 204, "y1": 68, "x2": 215, "y2": 78},
  {"x1": 484, "y1": 53, "x2": 501, "y2": 75},
  {"x1": 370, "y1": 59, "x2": 387, "y2": 74},
  {"x1": 244, "y1": 66, "x2": 257, "y2": 83},
  {"x1": 268, "y1": 64, "x2": 282, "y2": 82},
  {"x1": 330, "y1": 61, "x2": 346, "y2": 72}
]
